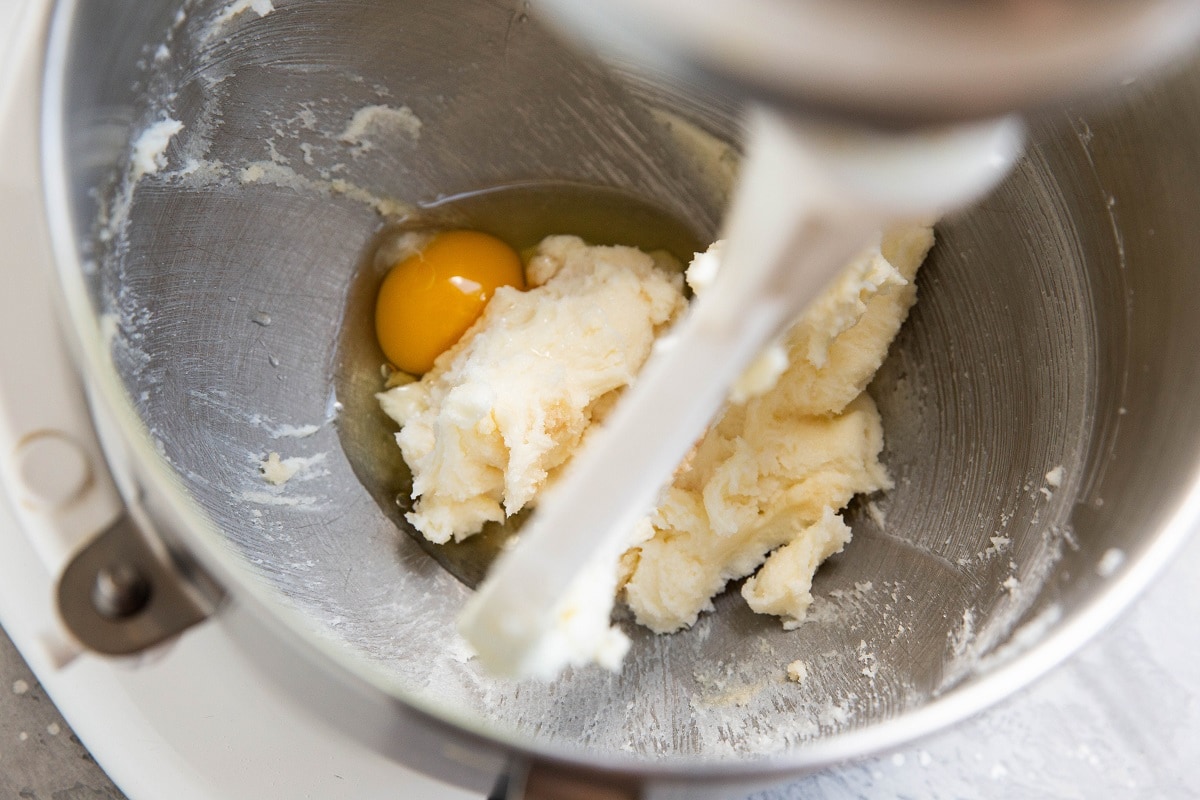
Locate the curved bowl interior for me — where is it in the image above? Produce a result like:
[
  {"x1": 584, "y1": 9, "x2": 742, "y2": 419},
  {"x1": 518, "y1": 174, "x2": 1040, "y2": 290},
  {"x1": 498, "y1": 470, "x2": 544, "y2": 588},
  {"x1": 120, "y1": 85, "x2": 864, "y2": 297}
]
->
[{"x1": 44, "y1": 0, "x2": 1200, "y2": 769}]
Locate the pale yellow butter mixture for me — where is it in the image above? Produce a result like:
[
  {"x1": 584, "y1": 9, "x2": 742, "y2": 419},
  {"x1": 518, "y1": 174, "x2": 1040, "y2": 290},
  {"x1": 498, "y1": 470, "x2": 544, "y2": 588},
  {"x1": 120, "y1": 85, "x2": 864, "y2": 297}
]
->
[
  {"x1": 378, "y1": 225, "x2": 933, "y2": 657},
  {"x1": 378, "y1": 235, "x2": 687, "y2": 545}
]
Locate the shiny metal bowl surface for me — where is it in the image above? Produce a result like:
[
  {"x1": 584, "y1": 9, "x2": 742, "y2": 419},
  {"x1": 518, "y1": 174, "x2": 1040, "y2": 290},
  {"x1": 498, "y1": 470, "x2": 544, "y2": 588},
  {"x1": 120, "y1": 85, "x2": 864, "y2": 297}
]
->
[{"x1": 40, "y1": 0, "x2": 1200, "y2": 794}]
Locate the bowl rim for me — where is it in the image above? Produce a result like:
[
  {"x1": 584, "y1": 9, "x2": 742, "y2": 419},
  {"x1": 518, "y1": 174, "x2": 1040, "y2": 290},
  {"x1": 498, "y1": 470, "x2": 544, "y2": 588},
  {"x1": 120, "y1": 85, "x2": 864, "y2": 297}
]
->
[{"x1": 35, "y1": 0, "x2": 1200, "y2": 785}]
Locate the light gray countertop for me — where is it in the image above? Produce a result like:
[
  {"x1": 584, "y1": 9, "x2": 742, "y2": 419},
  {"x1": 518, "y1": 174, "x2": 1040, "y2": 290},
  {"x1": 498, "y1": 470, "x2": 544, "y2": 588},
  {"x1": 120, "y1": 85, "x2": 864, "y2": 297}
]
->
[
  {"x1": 0, "y1": 626, "x2": 125, "y2": 800},
  {"x1": 4, "y1": 520, "x2": 1197, "y2": 800}
]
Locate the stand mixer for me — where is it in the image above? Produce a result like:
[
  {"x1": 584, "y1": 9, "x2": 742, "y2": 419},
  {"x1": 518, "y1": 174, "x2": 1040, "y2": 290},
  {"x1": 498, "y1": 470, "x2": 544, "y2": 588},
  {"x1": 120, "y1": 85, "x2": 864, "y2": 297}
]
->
[{"x1": 3, "y1": 0, "x2": 1200, "y2": 798}]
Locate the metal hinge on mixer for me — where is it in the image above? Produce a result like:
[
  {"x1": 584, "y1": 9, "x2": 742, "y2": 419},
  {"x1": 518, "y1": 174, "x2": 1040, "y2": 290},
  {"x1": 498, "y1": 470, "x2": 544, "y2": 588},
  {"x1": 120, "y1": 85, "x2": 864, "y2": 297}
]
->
[{"x1": 55, "y1": 508, "x2": 223, "y2": 656}]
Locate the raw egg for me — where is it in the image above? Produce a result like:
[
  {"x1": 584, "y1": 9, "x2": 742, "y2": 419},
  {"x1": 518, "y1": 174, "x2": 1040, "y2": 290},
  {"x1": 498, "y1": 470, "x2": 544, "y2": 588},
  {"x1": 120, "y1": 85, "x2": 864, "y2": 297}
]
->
[{"x1": 375, "y1": 229, "x2": 525, "y2": 374}]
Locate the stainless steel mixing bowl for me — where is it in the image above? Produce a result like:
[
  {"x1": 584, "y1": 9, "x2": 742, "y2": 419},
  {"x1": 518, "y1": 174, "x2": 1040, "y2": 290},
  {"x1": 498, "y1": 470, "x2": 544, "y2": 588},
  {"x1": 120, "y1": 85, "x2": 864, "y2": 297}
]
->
[{"x1": 38, "y1": 0, "x2": 1200, "y2": 797}]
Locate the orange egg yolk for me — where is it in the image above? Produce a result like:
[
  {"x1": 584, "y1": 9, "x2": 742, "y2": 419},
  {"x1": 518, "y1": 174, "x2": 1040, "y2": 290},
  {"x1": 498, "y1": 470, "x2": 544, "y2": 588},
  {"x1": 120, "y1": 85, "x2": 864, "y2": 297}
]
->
[{"x1": 375, "y1": 229, "x2": 525, "y2": 375}]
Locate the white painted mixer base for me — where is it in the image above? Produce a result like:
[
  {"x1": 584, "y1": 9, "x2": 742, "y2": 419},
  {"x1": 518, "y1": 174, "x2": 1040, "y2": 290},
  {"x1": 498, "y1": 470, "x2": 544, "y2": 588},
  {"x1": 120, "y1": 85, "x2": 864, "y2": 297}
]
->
[
  {"x1": 1, "y1": 0, "x2": 1198, "y2": 796},
  {"x1": 0, "y1": 492, "x2": 479, "y2": 800}
]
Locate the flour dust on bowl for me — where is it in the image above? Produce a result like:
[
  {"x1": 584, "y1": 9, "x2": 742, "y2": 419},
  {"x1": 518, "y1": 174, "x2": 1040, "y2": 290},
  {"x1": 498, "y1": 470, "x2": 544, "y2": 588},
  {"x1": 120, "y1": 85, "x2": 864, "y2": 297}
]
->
[{"x1": 40, "y1": 0, "x2": 1200, "y2": 795}]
